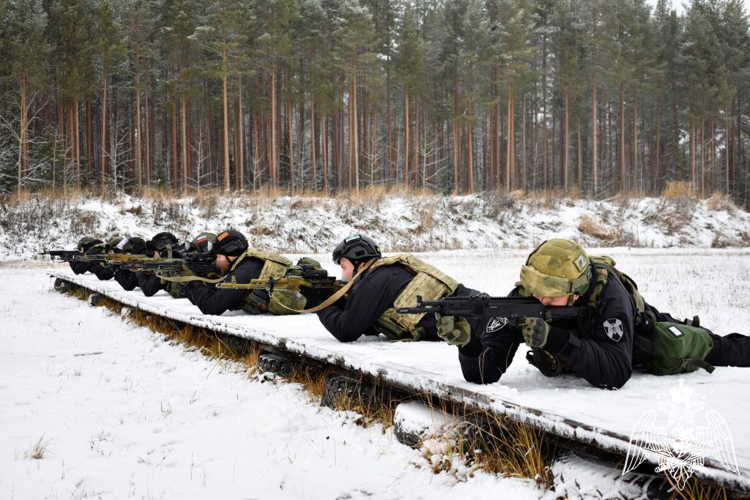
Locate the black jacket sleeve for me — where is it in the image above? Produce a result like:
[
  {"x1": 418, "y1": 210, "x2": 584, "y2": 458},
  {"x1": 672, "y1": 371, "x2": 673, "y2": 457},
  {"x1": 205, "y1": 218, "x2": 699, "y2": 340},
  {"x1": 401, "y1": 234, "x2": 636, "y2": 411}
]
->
[
  {"x1": 184, "y1": 258, "x2": 264, "y2": 315},
  {"x1": 91, "y1": 263, "x2": 114, "y2": 281},
  {"x1": 316, "y1": 265, "x2": 412, "y2": 342},
  {"x1": 457, "y1": 288, "x2": 524, "y2": 384},
  {"x1": 114, "y1": 269, "x2": 139, "y2": 291},
  {"x1": 69, "y1": 260, "x2": 92, "y2": 274},
  {"x1": 458, "y1": 319, "x2": 524, "y2": 385},
  {"x1": 136, "y1": 271, "x2": 164, "y2": 297}
]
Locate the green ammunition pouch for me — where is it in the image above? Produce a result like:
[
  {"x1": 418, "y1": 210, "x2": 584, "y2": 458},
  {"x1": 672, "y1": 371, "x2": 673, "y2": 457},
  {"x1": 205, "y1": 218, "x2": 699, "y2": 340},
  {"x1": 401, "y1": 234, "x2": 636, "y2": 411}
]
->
[
  {"x1": 369, "y1": 255, "x2": 459, "y2": 341},
  {"x1": 636, "y1": 321, "x2": 715, "y2": 375}
]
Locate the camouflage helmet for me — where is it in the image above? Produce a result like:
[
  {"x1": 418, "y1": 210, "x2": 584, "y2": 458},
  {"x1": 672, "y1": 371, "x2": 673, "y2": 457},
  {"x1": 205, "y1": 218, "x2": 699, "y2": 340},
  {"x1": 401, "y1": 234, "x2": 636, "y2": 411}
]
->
[
  {"x1": 190, "y1": 232, "x2": 218, "y2": 253},
  {"x1": 520, "y1": 239, "x2": 592, "y2": 298},
  {"x1": 106, "y1": 235, "x2": 126, "y2": 253},
  {"x1": 77, "y1": 236, "x2": 101, "y2": 252}
]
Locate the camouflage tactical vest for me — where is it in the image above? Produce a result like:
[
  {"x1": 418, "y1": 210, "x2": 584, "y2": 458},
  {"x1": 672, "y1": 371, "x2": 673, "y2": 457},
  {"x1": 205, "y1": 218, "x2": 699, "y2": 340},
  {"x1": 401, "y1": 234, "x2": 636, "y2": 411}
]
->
[
  {"x1": 234, "y1": 249, "x2": 303, "y2": 315},
  {"x1": 369, "y1": 254, "x2": 459, "y2": 341}
]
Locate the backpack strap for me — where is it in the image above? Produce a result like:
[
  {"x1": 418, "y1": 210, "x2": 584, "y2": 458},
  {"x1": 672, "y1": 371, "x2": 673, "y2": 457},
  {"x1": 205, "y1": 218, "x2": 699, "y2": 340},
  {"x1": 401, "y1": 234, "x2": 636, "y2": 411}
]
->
[{"x1": 668, "y1": 357, "x2": 715, "y2": 374}]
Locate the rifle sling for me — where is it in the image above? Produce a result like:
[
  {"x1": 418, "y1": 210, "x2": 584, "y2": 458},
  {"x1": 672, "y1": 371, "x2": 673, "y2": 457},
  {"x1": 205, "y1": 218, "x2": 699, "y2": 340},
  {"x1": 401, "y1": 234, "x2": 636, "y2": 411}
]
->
[{"x1": 264, "y1": 259, "x2": 376, "y2": 314}]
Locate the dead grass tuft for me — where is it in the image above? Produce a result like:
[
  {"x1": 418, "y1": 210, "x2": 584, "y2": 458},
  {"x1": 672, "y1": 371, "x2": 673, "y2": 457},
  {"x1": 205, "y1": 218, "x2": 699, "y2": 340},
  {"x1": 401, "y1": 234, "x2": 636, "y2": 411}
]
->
[
  {"x1": 25, "y1": 435, "x2": 51, "y2": 460},
  {"x1": 662, "y1": 181, "x2": 697, "y2": 200},
  {"x1": 706, "y1": 192, "x2": 737, "y2": 213},
  {"x1": 666, "y1": 472, "x2": 732, "y2": 500}
]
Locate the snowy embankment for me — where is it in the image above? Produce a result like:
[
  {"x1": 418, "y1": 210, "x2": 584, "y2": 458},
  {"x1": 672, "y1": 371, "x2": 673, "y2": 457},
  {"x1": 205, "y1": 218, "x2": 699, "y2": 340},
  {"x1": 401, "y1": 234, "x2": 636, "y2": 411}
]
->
[{"x1": 1, "y1": 192, "x2": 749, "y2": 262}]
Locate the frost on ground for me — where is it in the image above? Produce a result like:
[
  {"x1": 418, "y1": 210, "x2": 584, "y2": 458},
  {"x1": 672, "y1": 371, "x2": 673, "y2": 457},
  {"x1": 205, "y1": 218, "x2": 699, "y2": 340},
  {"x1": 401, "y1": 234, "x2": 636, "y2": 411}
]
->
[
  {"x1": 1, "y1": 192, "x2": 750, "y2": 262},
  {"x1": 0, "y1": 268, "x2": 539, "y2": 500}
]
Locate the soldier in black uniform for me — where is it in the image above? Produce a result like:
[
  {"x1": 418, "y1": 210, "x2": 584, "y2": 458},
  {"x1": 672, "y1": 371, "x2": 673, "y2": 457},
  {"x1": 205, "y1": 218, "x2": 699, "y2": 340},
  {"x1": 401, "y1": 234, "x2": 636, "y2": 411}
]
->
[
  {"x1": 439, "y1": 239, "x2": 750, "y2": 390},
  {"x1": 69, "y1": 237, "x2": 99, "y2": 275},
  {"x1": 136, "y1": 232, "x2": 182, "y2": 296},
  {"x1": 183, "y1": 229, "x2": 266, "y2": 315},
  {"x1": 113, "y1": 237, "x2": 149, "y2": 291},
  {"x1": 69, "y1": 236, "x2": 116, "y2": 280},
  {"x1": 316, "y1": 235, "x2": 479, "y2": 343}
]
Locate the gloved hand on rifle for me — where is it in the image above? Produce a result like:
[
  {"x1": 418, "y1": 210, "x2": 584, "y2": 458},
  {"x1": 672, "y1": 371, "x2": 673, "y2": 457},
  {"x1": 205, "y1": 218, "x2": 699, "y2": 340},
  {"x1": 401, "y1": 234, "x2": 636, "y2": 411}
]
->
[
  {"x1": 435, "y1": 313, "x2": 472, "y2": 347},
  {"x1": 518, "y1": 317, "x2": 551, "y2": 348}
]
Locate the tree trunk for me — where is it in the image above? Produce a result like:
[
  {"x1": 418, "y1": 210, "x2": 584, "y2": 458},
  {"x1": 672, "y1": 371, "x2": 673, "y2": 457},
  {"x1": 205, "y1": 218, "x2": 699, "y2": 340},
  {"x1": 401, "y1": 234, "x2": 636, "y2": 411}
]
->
[
  {"x1": 591, "y1": 7, "x2": 598, "y2": 196},
  {"x1": 655, "y1": 100, "x2": 661, "y2": 194},
  {"x1": 311, "y1": 97, "x2": 317, "y2": 192},
  {"x1": 75, "y1": 95, "x2": 81, "y2": 190},
  {"x1": 270, "y1": 64, "x2": 277, "y2": 190},
  {"x1": 134, "y1": 33, "x2": 142, "y2": 192},
  {"x1": 404, "y1": 81, "x2": 410, "y2": 189},
  {"x1": 522, "y1": 93, "x2": 527, "y2": 191},
  {"x1": 238, "y1": 76, "x2": 245, "y2": 191},
  {"x1": 288, "y1": 95, "x2": 294, "y2": 192},
  {"x1": 101, "y1": 69, "x2": 108, "y2": 190},
  {"x1": 221, "y1": 28, "x2": 230, "y2": 191},
  {"x1": 86, "y1": 100, "x2": 92, "y2": 182},
  {"x1": 18, "y1": 73, "x2": 27, "y2": 193},
  {"x1": 452, "y1": 68, "x2": 460, "y2": 194},
  {"x1": 619, "y1": 82, "x2": 625, "y2": 192},
  {"x1": 322, "y1": 112, "x2": 328, "y2": 193},
  {"x1": 632, "y1": 96, "x2": 638, "y2": 193},
  {"x1": 181, "y1": 95, "x2": 188, "y2": 193},
  {"x1": 564, "y1": 89, "x2": 569, "y2": 193},
  {"x1": 171, "y1": 66, "x2": 178, "y2": 190}
]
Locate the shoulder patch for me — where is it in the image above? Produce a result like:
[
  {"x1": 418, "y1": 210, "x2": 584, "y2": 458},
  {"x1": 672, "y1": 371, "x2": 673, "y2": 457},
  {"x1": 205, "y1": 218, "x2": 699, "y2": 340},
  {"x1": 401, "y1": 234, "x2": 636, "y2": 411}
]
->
[
  {"x1": 602, "y1": 318, "x2": 624, "y2": 342},
  {"x1": 486, "y1": 317, "x2": 508, "y2": 333}
]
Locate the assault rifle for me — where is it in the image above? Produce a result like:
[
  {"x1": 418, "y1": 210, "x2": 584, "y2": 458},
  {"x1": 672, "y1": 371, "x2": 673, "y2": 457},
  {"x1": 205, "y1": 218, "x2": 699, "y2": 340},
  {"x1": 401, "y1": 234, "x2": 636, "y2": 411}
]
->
[
  {"x1": 396, "y1": 295, "x2": 585, "y2": 323},
  {"x1": 216, "y1": 265, "x2": 346, "y2": 299},
  {"x1": 117, "y1": 252, "x2": 217, "y2": 277},
  {"x1": 397, "y1": 295, "x2": 588, "y2": 378},
  {"x1": 41, "y1": 250, "x2": 82, "y2": 261}
]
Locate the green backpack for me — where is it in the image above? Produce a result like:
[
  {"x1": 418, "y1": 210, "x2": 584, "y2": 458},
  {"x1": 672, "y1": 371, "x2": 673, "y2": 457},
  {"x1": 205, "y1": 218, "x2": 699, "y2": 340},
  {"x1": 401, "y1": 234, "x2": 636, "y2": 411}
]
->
[{"x1": 589, "y1": 256, "x2": 715, "y2": 376}]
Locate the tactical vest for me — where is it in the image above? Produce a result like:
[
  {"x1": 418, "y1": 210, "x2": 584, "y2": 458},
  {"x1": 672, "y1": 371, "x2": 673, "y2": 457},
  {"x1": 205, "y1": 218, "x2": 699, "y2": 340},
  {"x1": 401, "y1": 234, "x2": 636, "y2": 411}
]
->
[
  {"x1": 235, "y1": 249, "x2": 302, "y2": 315},
  {"x1": 368, "y1": 255, "x2": 459, "y2": 341},
  {"x1": 519, "y1": 255, "x2": 714, "y2": 377}
]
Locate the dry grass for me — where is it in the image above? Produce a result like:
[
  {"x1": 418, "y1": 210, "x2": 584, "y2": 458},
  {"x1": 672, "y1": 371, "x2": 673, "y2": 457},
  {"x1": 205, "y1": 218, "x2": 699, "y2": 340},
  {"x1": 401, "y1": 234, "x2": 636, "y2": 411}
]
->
[
  {"x1": 666, "y1": 473, "x2": 732, "y2": 500},
  {"x1": 451, "y1": 411, "x2": 552, "y2": 487},
  {"x1": 24, "y1": 435, "x2": 51, "y2": 460},
  {"x1": 662, "y1": 181, "x2": 697, "y2": 200},
  {"x1": 287, "y1": 366, "x2": 333, "y2": 403},
  {"x1": 706, "y1": 191, "x2": 737, "y2": 213},
  {"x1": 578, "y1": 213, "x2": 613, "y2": 239},
  {"x1": 331, "y1": 386, "x2": 396, "y2": 429}
]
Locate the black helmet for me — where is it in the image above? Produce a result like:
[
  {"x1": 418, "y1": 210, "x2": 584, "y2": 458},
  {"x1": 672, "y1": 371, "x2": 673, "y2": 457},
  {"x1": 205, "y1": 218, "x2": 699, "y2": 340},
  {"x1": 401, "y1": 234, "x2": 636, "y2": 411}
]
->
[
  {"x1": 215, "y1": 229, "x2": 248, "y2": 257},
  {"x1": 122, "y1": 237, "x2": 148, "y2": 255},
  {"x1": 148, "y1": 232, "x2": 179, "y2": 253},
  {"x1": 78, "y1": 236, "x2": 102, "y2": 252},
  {"x1": 332, "y1": 234, "x2": 381, "y2": 265}
]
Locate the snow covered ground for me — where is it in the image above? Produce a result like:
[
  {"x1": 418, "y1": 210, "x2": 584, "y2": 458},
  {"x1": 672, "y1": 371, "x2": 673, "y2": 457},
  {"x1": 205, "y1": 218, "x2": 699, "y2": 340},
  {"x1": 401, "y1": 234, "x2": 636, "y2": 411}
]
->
[
  {"x1": 0, "y1": 267, "x2": 541, "y2": 500},
  {"x1": 0, "y1": 248, "x2": 750, "y2": 498},
  {"x1": 2, "y1": 192, "x2": 750, "y2": 262}
]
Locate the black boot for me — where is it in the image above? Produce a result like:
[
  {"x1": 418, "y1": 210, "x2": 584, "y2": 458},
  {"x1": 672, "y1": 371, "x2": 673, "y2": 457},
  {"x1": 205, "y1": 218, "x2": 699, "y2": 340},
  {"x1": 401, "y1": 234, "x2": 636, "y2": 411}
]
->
[{"x1": 705, "y1": 333, "x2": 750, "y2": 367}]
